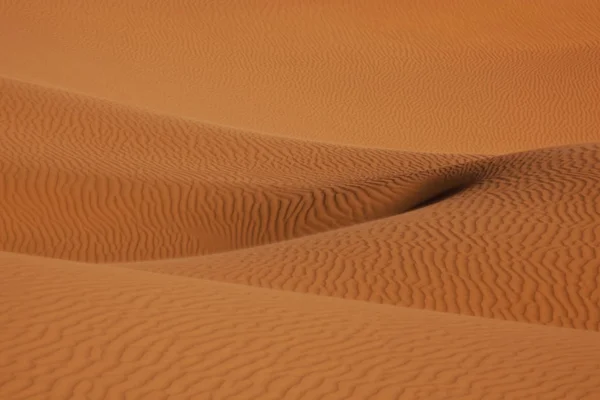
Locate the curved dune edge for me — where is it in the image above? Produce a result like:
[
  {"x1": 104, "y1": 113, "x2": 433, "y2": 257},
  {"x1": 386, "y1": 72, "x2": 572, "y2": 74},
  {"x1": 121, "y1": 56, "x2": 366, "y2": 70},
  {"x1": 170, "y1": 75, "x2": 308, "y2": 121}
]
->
[{"x1": 1, "y1": 251, "x2": 600, "y2": 400}]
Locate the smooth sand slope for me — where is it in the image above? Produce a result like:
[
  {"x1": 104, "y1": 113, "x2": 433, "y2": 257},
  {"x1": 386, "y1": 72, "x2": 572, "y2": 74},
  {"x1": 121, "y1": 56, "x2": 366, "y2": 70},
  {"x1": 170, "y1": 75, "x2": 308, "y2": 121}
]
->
[
  {"x1": 2, "y1": 1, "x2": 600, "y2": 399},
  {"x1": 1, "y1": 0, "x2": 600, "y2": 153}
]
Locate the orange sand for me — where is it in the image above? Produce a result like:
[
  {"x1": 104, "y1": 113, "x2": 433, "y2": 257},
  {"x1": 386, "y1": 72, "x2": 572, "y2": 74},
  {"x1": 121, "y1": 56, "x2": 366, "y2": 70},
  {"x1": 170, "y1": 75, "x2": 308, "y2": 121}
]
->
[{"x1": 1, "y1": 1, "x2": 600, "y2": 399}]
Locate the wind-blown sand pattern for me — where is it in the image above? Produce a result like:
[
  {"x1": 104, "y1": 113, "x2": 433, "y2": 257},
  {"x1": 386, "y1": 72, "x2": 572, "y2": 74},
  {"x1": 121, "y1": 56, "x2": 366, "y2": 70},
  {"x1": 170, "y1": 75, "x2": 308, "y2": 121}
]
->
[
  {"x1": 1, "y1": 1, "x2": 600, "y2": 399},
  {"x1": 2, "y1": 253, "x2": 600, "y2": 400},
  {"x1": 2, "y1": 0, "x2": 600, "y2": 153}
]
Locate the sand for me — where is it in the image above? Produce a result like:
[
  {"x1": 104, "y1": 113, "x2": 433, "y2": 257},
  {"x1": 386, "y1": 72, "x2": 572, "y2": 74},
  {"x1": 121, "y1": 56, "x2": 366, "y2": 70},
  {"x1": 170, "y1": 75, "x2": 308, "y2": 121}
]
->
[
  {"x1": 2, "y1": 0, "x2": 600, "y2": 153},
  {"x1": 1, "y1": 1, "x2": 600, "y2": 399}
]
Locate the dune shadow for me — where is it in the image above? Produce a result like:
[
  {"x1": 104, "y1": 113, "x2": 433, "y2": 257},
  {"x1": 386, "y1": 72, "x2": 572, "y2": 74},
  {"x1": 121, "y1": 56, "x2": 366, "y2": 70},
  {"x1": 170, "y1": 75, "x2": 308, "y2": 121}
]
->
[{"x1": 407, "y1": 182, "x2": 473, "y2": 212}]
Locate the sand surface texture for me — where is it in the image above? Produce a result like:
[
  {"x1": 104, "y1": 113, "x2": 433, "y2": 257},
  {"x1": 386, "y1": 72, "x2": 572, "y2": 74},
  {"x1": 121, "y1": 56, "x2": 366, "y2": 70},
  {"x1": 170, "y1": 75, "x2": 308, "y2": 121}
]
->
[{"x1": 1, "y1": 1, "x2": 600, "y2": 399}]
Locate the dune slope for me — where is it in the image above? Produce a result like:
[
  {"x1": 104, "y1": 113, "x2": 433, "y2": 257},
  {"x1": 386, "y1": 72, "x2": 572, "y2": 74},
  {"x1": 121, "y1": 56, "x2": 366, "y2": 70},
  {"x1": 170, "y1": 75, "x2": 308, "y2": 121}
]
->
[
  {"x1": 0, "y1": 77, "x2": 479, "y2": 261},
  {"x1": 122, "y1": 143, "x2": 600, "y2": 330},
  {"x1": 2, "y1": 77, "x2": 598, "y2": 330},
  {"x1": 2, "y1": 252, "x2": 600, "y2": 400}
]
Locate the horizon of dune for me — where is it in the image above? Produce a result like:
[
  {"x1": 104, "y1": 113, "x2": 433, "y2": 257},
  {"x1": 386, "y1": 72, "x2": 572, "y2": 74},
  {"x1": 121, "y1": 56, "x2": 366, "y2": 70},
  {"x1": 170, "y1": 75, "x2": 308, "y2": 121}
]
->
[{"x1": 2, "y1": 0, "x2": 600, "y2": 399}]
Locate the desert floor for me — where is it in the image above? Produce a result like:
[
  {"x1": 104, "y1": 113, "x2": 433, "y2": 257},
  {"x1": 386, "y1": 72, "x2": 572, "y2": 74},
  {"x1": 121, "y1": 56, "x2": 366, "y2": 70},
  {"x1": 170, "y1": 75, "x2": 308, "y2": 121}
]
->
[{"x1": 1, "y1": 1, "x2": 600, "y2": 399}]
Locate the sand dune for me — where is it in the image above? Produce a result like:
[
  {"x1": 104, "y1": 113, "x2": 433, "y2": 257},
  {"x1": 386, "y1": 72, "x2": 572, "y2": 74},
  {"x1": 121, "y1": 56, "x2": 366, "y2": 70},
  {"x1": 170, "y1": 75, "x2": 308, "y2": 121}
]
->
[
  {"x1": 2, "y1": 0, "x2": 600, "y2": 399},
  {"x1": 123, "y1": 143, "x2": 600, "y2": 330},
  {"x1": 2, "y1": 76, "x2": 599, "y2": 332},
  {"x1": 1, "y1": 77, "x2": 480, "y2": 261},
  {"x1": 2, "y1": 252, "x2": 600, "y2": 400},
  {"x1": 1, "y1": 0, "x2": 600, "y2": 153}
]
